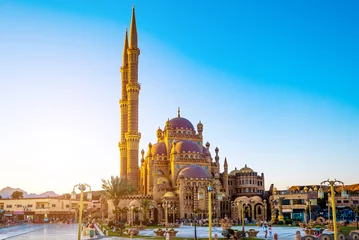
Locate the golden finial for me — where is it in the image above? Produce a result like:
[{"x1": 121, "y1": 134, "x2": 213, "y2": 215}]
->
[{"x1": 178, "y1": 107, "x2": 180, "y2": 117}]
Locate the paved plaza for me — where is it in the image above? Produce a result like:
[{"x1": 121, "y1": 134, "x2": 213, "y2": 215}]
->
[
  {"x1": 0, "y1": 223, "x2": 333, "y2": 240},
  {"x1": 0, "y1": 223, "x2": 103, "y2": 240},
  {"x1": 139, "y1": 225, "x2": 327, "y2": 239}
]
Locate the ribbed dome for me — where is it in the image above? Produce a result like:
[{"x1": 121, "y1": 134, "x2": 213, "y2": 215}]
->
[
  {"x1": 168, "y1": 117, "x2": 194, "y2": 130},
  {"x1": 178, "y1": 164, "x2": 211, "y2": 179},
  {"x1": 174, "y1": 140, "x2": 201, "y2": 153},
  {"x1": 250, "y1": 196, "x2": 262, "y2": 202},
  {"x1": 151, "y1": 142, "x2": 167, "y2": 155},
  {"x1": 239, "y1": 164, "x2": 253, "y2": 173},
  {"x1": 229, "y1": 167, "x2": 240, "y2": 176},
  {"x1": 164, "y1": 191, "x2": 176, "y2": 197}
]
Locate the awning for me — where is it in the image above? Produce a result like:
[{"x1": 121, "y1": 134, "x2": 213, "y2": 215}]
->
[
  {"x1": 13, "y1": 211, "x2": 24, "y2": 215},
  {"x1": 283, "y1": 209, "x2": 293, "y2": 213},
  {"x1": 4, "y1": 213, "x2": 12, "y2": 216},
  {"x1": 49, "y1": 211, "x2": 73, "y2": 215}
]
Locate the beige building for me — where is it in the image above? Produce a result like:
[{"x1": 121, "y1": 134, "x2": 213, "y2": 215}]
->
[
  {"x1": 271, "y1": 184, "x2": 359, "y2": 222},
  {"x1": 271, "y1": 186, "x2": 319, "y2": 222},
  {"x1": 0, "y1": 197, "x2": 92, "y2": 222},
  {"x1": 112, "y1": 7, "x2": 266, "y2": 224}
]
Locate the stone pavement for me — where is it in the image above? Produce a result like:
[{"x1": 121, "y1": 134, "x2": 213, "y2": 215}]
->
[
  {"x1": 137, "y1": 225, "x2": 331, "y2": 240},
  {"x1": 0, "y1": 223, "x2": 333, "y2": 240},
  {"x1": 0, "y1": 223, "x2": 100, "y2": 240}
]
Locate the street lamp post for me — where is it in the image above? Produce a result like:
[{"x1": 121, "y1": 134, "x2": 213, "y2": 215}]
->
[
  {"x1": 307, "y1": 199, "x2": 312, "y2": 223},
  {"x1": 319, "y1": 179, "x2": 346, "y2": 240},
  {"x1": 278, "y1": 196, "x2": 285, "y2": 221},
  {"x1": 208, "y1": 185, "x2": 213, "y2": 240},
  {"x1": 190, "y1": 184, "x2": 199, "y2": 240},
  {"x1": 71, "y1": 183, "x2": 91, "y2": 240},
  {"x1": 238, "y1": 200, "x2": 249, "y2": 232}
]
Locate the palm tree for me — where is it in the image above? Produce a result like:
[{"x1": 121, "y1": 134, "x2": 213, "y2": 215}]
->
[
  {"x1": 140, "y1": 199, "x2": 153, "y2": 224},
  {"x1": 101, "y1": 176, "x2": 135, "y2": 222}
]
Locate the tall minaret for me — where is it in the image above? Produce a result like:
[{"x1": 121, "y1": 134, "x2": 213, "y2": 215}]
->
[
  {"x1": 223, "y1": 157, "x2": 229, "y2": 196},
  {"x1": 119, "y1": 29, "x2": 129, "y2": 179},
  {"x1": 125, "y1": 6, "x2": 141, "y2": 192}
]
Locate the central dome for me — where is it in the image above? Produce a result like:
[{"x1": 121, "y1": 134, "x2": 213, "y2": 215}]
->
[
  {"x1": 168, "y1": 117, "x2": 194, "y2": 130},
  {"x1": 178, "y1": 164, "x2": 211, "y2": 179}
]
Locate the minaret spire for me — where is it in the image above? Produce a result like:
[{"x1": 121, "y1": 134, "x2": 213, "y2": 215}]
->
[
  {"x1": 178, "y1": 107, "x2": 181, "y2": 117},
  {"x1": 129, "y1": 5, "x2": 138, "y2": 49},
  {"x1": 119, "y1": 28, "x2": 130, "y2": 179},
  {"x1": 126, "y1": 6, "x2": 141, "y2": 193},
  {"x1": 122, "y1": 28, "x2": 129, "y2": 67}
]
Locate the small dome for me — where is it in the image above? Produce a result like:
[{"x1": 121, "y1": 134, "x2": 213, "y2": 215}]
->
[
  {"x1": 250, "y1": 196, "x2": 262, "y2": 202},
  {"x1": 129, "y1": 199, "x2": 140, "y2": 208},
  {"x1": 175, "y1": 140, "x2": 201, "y2": 153},
  {"x1": 178, "y1": 164, "x2": 211, "y2": 179},
  {"x1": 157, "y1": 176, "x2": 170, "y2": 185},
  {"x1": 239, "y1": 164, "x2": 253, "y2": 173},
  {"x1": 151, "y1": 142, "x2": 167, "y2": 155},
  {"x1": 234, "y1": 196, "x2": 249, "y2": 203},
  {"x1": 164, "y1": 191, "x2": 176, "y2": 197},
  {"x1": 168, "y1": 117, "x2": 194, "y2": 130},
  {"x1": 229, "y1": 167, "x2": 240, "y2": 176}
]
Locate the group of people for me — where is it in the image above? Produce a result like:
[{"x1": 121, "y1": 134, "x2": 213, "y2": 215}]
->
[{"x1": 260, "y1": 220, "x2": 273, "y2": 238}]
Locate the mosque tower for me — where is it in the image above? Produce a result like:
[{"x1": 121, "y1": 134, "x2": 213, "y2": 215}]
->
[{"x1": 119, "y1": 6, "x2": 141, "y2": 192}]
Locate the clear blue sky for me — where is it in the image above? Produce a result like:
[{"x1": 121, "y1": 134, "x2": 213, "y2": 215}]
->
[{"x1": 0, "y1": 0, "x2": 358, "y2": 194}]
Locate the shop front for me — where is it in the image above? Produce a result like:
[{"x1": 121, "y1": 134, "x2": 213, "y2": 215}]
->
[{"x1": 13, "y1": 211, "x2": 24, "y2": 221}]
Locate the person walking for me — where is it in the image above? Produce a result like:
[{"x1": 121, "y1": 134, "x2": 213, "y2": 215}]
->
[{"x1": 264, "y1": 224, "x2": 268, "y2": 238}]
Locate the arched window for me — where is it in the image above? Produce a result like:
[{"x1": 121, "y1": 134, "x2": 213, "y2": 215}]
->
[{"x1": 246, "y1": 180, "x2": 248, "y2": 184}]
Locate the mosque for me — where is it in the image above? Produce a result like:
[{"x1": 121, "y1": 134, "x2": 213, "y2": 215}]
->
[{"x1": 113, "y1": 7, "x2": 267, "y2": 222}]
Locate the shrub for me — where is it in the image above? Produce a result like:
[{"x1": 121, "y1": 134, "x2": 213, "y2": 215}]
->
[
  {"x1": 285, "y1": 219, "x2": 293, "y2": 224},
  {"x1": 277, "y1": 220, "x2": 284, "y2": 225}
]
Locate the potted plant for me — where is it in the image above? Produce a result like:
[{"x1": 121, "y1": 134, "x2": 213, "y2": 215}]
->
[
  {"x1": 167, "y1": 228, "x2": 178, "y2": 237},
  {"x1": 246, "y1": 228, "x2": 259, "y2": 238},
  {"x1": 154, "y1": 228, "x2": 165, "y2": 236}
]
